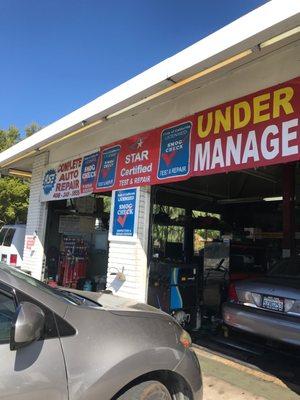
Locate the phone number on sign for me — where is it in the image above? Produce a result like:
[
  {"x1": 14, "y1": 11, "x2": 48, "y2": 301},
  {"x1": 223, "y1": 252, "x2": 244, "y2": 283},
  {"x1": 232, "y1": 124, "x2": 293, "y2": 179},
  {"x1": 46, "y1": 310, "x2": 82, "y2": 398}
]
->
[{"x1": 53, "y1": 190, "x2": 80, "y2": 199}]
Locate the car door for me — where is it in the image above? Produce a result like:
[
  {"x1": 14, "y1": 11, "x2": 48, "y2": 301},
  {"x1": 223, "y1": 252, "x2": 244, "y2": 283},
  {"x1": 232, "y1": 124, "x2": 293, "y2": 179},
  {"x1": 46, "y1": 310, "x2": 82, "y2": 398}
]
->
[{"x1": 0, "y1": 281, "x2": 68, "y2": 400}]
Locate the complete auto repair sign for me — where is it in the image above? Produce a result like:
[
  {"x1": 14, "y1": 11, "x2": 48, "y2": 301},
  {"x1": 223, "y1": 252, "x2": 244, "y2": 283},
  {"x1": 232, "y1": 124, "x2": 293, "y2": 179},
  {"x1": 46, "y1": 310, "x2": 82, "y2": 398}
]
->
[
  {"x1": 93, "y1": 77, "x2": 300, "y2": 193},
  {"x1": 41, "y1": 152, "x2": 99, "y2": 201}
]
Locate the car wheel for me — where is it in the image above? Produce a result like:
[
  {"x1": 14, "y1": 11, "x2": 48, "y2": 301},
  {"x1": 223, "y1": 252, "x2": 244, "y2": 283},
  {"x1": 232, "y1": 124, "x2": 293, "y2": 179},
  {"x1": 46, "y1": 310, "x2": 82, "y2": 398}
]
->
[{"x1": 116, "y1": 380, "x2": 172, "y2": 400}]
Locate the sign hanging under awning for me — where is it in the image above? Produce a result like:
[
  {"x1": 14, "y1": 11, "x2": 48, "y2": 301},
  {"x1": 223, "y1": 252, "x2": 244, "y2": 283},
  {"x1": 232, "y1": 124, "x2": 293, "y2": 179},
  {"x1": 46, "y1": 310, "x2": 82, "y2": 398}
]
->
[
  {"x1": 94, "y1": 117, "x2": 194, "y2": 192},
  {"x1": 192, "y1": 77, "x2": 300, "y2": 176},
  {"x1": 41, "y1": 151, "x2": 99, "y2": 201},
  {"x1": 93, "y1": 77, "x2": 300, "y2": 192}
]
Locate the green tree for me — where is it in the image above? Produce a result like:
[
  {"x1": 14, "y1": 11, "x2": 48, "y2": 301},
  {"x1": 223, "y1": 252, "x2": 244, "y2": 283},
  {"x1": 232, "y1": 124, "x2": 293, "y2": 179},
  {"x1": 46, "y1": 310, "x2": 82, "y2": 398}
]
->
[
  {"x1": 0, "y1": 126, "x2": 20, "y2": 152},
  {"x1": 25, "y1": 122, "x2": 42, "y2": 137},
  {"x1": 0, "y1": 124, "x2": 36, "y2": 225},
  {"x1": 0, "y1": 177, "x2": 29, "y2": 224}
]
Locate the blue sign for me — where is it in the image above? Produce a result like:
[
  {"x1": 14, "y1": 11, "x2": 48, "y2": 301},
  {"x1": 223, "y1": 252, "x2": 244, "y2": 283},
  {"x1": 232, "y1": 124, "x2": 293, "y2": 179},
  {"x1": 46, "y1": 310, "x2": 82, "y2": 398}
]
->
[
  {"x1": 112, "y1": 188, "x2": 138, "y2": 237},
  {"x1": 157, "y1": 122, "x2": 191, "y2": 180},
  {"x1": 96, "y1": 145, "x2": 121, "y2": 189},
  {"x1": 81, "y1": 152, "x2": 99, "y2": 193}
]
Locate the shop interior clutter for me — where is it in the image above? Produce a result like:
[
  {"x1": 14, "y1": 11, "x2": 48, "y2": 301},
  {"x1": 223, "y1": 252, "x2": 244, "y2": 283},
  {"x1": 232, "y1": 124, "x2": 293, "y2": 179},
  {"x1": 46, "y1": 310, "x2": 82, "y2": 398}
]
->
[
  {"x1": 45, "y1": 195, "x2": 110, "y2": 292},
  {"x1": 58, "y1": 237, "x2": 88, "y2": 288}
]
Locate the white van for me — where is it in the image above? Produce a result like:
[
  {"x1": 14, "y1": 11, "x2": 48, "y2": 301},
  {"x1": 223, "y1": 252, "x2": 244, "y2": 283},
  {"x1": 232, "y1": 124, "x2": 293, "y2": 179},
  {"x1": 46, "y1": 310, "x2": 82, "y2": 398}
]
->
[{"x1": 0, "y1": 224, "x2": 26, "y2": 268}]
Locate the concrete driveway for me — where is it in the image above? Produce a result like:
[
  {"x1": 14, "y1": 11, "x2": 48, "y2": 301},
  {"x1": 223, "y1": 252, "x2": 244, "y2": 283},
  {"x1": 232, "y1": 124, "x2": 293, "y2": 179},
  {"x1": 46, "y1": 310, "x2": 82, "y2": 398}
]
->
[{"x1": 194, "y1": 346, "x2": 300, "y2": 400}]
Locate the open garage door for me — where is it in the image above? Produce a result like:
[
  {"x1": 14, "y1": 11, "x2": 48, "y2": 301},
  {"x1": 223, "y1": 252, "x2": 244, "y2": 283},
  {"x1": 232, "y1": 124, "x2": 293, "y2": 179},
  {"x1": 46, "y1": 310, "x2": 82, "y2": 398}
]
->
[{"x1": 147, "y1": 163, "x2": 299, "y2": 334}]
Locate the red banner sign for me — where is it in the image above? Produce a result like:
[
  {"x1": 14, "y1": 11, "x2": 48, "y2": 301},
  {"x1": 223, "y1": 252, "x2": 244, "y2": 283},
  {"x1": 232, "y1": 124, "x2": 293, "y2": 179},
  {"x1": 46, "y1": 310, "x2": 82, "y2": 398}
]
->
[
  {"x1": 93, "y1": 77, "x2": 300, "y2": 192},
  {"x1": 192, "y1": 77, "x2": 300, "y2": 176},
  {"x1": 94, "y1": 116, "x2": 195, "y2": 191}
]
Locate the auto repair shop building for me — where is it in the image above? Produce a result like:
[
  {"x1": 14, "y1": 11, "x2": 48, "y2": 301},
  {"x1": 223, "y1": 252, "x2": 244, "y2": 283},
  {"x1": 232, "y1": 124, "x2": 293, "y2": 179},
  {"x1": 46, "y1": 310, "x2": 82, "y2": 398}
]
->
[{"x1": 0, "y1": 1, "x2": 299, "y2": 308}]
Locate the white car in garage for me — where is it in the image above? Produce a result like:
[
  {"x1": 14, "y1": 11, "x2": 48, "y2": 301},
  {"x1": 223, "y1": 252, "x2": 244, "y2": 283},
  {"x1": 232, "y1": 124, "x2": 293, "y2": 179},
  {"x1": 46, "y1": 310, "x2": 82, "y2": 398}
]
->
[{"x1": 0, "y1": 224, "x2": 26, "y2": 268}]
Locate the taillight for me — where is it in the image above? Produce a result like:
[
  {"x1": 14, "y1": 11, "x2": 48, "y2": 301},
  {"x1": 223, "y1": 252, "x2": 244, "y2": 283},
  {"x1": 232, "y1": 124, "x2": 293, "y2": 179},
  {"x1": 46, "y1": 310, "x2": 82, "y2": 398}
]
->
[
  {"x1": 228, "y1": 283, "x2": 239, "y2": 303},
  {"x1": 286, "y1": 300, "x2": 300, "y2": 316},
  {"x1": 10, "y1": 254, "x2": 17, "y2": 266}
]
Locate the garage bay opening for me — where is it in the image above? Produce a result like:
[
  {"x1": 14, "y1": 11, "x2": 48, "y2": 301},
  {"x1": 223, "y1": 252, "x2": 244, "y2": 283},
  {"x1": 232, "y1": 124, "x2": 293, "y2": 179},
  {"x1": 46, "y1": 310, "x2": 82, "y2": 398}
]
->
[
  {"x1": 147, "y1": 163, "x2": 299, "y2": 339},
  {"x1": 44, "y1": 194, "x2": 111, "y2": 291}
]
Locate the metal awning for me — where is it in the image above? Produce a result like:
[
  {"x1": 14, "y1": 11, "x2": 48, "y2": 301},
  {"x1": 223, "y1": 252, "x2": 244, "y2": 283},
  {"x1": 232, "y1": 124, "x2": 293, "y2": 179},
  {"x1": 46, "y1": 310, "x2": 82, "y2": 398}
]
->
[{"x1": 0, "y1": 0, "x2": 299, "y2": 171}]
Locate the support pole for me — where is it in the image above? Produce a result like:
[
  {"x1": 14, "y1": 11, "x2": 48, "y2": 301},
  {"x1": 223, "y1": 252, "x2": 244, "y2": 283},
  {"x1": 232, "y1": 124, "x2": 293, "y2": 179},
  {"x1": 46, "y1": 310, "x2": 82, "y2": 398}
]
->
[
  {"x1": 184, "y1": 208, "x2": 194, "y2": 263},
  {"x1": 282, "y1": 163, "x2": 295, "y2": 258}
]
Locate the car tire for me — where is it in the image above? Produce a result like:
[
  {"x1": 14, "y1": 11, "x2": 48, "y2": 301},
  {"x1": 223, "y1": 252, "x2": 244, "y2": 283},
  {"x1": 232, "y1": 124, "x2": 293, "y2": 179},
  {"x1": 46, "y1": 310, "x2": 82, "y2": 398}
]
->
[{"x1": 116, "y1": 380, "x2": 172, "y2": 400}]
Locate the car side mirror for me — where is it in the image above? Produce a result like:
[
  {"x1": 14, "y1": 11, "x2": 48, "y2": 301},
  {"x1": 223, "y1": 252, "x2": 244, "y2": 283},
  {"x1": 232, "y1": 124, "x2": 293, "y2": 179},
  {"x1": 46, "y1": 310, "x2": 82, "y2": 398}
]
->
[{"x1": 10, "y1": 302, "x2": 45, "y2": 351}]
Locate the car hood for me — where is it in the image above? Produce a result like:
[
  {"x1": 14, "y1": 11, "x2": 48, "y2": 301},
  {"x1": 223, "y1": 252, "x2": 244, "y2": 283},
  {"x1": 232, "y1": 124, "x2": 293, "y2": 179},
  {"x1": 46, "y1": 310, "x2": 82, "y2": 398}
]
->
[
  {"x1": 236, "y1": 276, "x2": 300, "y2": 300},
  {"x1": 62, "y1": 287, "x2": 169, "y2": 317}
]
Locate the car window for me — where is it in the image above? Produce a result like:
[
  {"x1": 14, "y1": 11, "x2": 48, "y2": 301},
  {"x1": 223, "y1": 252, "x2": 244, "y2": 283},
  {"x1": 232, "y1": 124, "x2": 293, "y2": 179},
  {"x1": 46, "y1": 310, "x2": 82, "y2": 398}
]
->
[
  {"x1": 0, "y1": 291, "x2": 15, "y2": 342},
  {"x1": 269, "y1": 257, "x2": 300, "y2": 278},
  {"x1": 0, "y1": 228, "x2": 8, "y2": 246},
  {"x1": 3, "y1": 229, "x2": 16, "y2": 247}
]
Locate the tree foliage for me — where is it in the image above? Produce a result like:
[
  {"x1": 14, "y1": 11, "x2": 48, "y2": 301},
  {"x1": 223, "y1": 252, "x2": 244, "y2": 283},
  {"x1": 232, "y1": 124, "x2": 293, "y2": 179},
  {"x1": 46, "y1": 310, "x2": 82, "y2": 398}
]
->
[
  {"x1": 0, "y1": 177, "x2": 29, "y2": 224},
  {"x1": 152, "y1": 205, "x2": 221, "y2": 256},
  {"x1": 25, "y1": 122, "x2": 42, "y2": 137},
  {"x1": 0, "y1": 126, "x2": 20, "y2": 152},
  {"x1": 0, "y1": 123, "x2": 41, "y2": 224}
]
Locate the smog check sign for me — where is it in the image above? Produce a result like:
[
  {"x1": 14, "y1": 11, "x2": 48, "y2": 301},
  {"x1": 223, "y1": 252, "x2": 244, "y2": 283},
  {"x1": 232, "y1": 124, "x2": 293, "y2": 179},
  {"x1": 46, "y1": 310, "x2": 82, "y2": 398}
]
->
[{"x1": 110, "y1": 188, "x2": 140, "y2": 240}]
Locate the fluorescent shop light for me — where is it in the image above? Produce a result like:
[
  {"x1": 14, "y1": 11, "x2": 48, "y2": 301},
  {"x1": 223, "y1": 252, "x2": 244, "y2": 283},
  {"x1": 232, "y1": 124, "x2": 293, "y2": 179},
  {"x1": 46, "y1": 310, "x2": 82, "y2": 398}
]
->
[
  {"x1": 106, "y1": 50, "x2": 252, "y2": 119},
  {"x1": 218, "y1": 197, "x2": 261, "y2": 204},
  {"x1": 263, "y1": 196, "x2": 283, "y2": 202},
  {"x1": 39, "y1": 119, "x2": 103, "y2": 151},
  {"x1": 0, "y1": 150, "x2": 37, "y2": 168},
  {"x1": 260, "y1": 26, "x2": 300, "y2": 49},
  {"x1": 8, "y1": 169, "x2": 32, "y2": 178}
]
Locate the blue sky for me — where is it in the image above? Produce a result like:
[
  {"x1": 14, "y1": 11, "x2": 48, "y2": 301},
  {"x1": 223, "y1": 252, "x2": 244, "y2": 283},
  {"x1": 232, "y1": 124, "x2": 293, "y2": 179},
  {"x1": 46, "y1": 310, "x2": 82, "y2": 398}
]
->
[{"x1": 0, "y1": 0, "x2": 266, "y2": 135}]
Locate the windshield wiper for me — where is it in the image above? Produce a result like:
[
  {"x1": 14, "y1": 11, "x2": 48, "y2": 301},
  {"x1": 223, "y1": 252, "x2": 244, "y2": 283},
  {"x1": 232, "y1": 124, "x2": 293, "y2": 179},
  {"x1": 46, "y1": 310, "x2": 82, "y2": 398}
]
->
[
  {"x1": 56, "y1": 289, "x2": 102, "y2": 307},
  {"x1": 54, "y1": 289, "x2": 84, "y2": 305}
]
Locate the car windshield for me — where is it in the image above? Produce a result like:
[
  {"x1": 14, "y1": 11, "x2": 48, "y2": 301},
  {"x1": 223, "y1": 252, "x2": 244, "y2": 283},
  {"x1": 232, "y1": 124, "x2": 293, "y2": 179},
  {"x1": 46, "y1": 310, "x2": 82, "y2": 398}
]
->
[
  {"x1": 3, "y1": 228, "x2": 15, "y2": 247},
  {"x1": 268, "y1": 257, "x2": 300, "y2": 278},
  {"x1": 0, "y1": 263, "x2": 101, "y2": 307}
]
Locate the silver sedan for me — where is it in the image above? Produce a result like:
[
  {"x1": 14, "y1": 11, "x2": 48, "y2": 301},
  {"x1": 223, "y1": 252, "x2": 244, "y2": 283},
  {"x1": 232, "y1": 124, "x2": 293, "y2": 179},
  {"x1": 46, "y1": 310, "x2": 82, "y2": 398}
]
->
[
  {"x1": 0, "y1": 263, "x2": 202, "y2": 400},
  {"x1": 223, "y1": 257, "x2": 300, "y2": 346}
]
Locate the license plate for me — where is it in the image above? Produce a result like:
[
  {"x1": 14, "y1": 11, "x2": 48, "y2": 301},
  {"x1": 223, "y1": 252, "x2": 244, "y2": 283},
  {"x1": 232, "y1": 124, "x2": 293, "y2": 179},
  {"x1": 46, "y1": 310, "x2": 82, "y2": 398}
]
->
[{"x1": 262, "y1": 296, "x2": 284, "y2": 312}]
